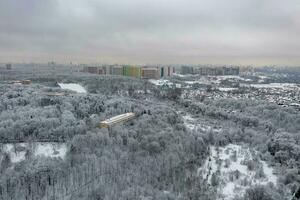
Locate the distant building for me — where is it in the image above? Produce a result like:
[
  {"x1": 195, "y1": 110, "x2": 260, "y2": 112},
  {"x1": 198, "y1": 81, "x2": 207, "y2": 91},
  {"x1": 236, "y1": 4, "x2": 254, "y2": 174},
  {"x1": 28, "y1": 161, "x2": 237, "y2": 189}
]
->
[
  {"x1": 21, "y1": 80, "x2": 32, "y2": 85},
  {"x1": 141, "y1": 68, "x2": 159, "y2": 79},
  {"x1": 99, "y1": 112, "x2": 136, "y2": 128},
  {"x1": 10, "y1": 80, "x2": 31, "y2": 85},
  {"x1": 98, "y1": 67, "x2": 106, "y2": 75},
  {"x1": 123, "y1": 66, "x2": 141, "y2": 78},
  {"x1": 105, "y1": 65, "x2": 114, "y2": 75},
  {"x1": 193, "y1": 66, "x2": 240, "y2": 76},
  {"x1": 112, "y1": 66, "x2": 123, "y2": 76},
  {"x1": 6, "y1": 63, "x2": 12, "y2": 70},
  {"x1": 223, "y1": 66, "x2": 239, "y2": 75},
  {"x1": 167, "y1": 66, "x2": 174, "y2": 77},
  {"x1": 83, "y1": 66, "x2": 99, "y2": 74},
  {"x1": 82, "y1": 65, "x2": 175, "y2": 79},
  {"x1": 181, "y1": 66, "x2": 194, "y2": 74},
  {"x1": 240, "y1": 66, "x2": 254, "y2": 75},
  {"x1": 158, "y1": 66, "x2": 174, "y2": 78}
]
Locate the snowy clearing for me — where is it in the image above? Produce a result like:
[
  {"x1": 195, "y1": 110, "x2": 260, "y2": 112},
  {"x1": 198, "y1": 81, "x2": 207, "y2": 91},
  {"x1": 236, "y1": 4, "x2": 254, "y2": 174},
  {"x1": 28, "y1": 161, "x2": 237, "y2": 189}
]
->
[
  {"x1": 3, "y1": 142, "x2": 67, "y2": 163},
  {"x1": 198, "y1": 144, "x2": 278, "y2": 200},
  {"x1": 58, "y1": 83, "x2": 87, "y2": 93}
]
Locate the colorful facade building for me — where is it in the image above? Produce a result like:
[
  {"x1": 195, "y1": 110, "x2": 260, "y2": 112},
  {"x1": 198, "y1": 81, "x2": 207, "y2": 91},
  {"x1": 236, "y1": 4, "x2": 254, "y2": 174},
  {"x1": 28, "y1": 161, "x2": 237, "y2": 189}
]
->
[
  {"x1": 123, "y1": 66, "x2": 141, "y2": 78},
  {"x1": 82, "y1": 65, "x2": 175, "y2": 79},
  {"x1": 141, "y1": 68, "x2": 159, "y2": 79}
]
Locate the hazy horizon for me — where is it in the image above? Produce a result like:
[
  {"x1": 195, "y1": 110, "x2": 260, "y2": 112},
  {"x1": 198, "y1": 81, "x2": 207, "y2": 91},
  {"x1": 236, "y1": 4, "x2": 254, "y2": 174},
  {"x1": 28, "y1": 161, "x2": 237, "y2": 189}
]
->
[{"x1": 0, "y1": 0, "x2": 300, "y2": 66}]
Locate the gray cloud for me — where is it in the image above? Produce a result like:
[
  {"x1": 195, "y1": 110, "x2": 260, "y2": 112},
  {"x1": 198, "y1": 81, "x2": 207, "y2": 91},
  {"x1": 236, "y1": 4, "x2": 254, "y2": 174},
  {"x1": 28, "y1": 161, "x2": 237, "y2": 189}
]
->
[{"x1": 0, "y1": 0, "x2": 299, "y2": 65}]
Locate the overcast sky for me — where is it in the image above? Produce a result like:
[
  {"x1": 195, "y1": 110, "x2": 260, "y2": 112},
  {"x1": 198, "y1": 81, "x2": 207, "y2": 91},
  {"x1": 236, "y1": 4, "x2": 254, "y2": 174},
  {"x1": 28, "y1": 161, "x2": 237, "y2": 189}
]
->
[{"x1": 0, "y1": 0, "x2": 299, "y2": 65}]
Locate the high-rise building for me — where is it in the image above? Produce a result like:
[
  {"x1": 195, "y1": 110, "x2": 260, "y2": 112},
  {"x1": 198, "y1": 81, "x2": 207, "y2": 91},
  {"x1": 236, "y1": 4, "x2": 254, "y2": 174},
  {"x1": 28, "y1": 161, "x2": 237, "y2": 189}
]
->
[
  {"x1": 82, "y1": 65, "x2": 175, "y2": 79},
  {"x1": 240, "y1": 66, "x2": 253, "y2": 75},
  {"x1": 193, "y1": 66, "x2": 240, "y2": 76},
  {"x1": 141, "y1": 68, "x2": 158, "y2": 79},
  {"x1": 84, "y1": 66, "x2": 99, "y2": 74},
  {"x1": 181, "y1": 66, "x2": 194, "y2": 74},
  {"x1": 112, "y1": 66, "x2": 123, "y2": 76},
  {"x1": 123, "y1": 66, "x2": 141, "y2": 78},
  {"x1": 157, "y1": 66, "x2": 174, "y2": 78},
  {"x1": 98, "y1": 67, "x2": 106, "y2": 75},
  {"x1": 6, "y1": 63, "x2": 12, "y2": 70}
]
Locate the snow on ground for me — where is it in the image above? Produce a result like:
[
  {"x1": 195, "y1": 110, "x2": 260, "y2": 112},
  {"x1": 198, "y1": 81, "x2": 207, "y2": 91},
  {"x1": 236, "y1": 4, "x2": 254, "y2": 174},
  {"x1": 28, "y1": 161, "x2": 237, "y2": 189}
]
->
[
  {"x1": 182, "y1": 76, "x2": 251, "y2": 86},
  {"x1": 198, "y1": 144, "x2": 278, "y2": 200},
  {"x1": 241, "y1": 83, "x2": 297, "y2": 89},
  {"x1": 215, "y1": 75, "x2": 252, "y2": 82},
  {"x1": 261, "y1": 161, "x2": 277, "y2": 184},
  {"x1": 173, "y1": 73, "x2": 193, "y2": 77},
  {"x1": 175, "y1": 83, "x2": 182, "y2": 88},
  {"x1": 258, "y1": 76, "x2": 268, "y2": 83},
  {"x1": 182, "y1": 114, "x2": 222, "y2": 133},
  {"x1": 58, "y1": 83, "x2": 87, "y2": 93},
  {"x1": 218, "y1": 87, "x2": 238, "y2": 92},
  {"x1": 182, "y1": 115, "x2": 197, "y2": 130},
  {"x1": 184, "y1": 77, "x2": 214, "y2": 85},
  {"x1": 149, "y1": 79, "x2": 181, "y2": 88},
  {"x1": 4, "y1": 143, "x2": 26, "y2": 163},
  {"x1": 3, "y1": 142, "x2": 67, "y2": 163},
  {"x1": 258, "y1": 75, "x2": 268, "y2": 79},
  {"x1": 149, "y1": 79, "x2": 171, "y2": 86},
  {"x1": 184, "y1": 79, "x2": 210, "y2": 85},
  {"x1": 34, "y1": 143, "x2": 67, "y2": 158}
]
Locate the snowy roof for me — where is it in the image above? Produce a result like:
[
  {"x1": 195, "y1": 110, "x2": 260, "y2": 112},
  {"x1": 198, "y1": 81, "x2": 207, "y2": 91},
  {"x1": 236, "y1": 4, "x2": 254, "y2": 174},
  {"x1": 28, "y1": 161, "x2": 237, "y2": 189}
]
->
[{"x1": 100, "y1": 112, "x2": 136, "y2": 127}]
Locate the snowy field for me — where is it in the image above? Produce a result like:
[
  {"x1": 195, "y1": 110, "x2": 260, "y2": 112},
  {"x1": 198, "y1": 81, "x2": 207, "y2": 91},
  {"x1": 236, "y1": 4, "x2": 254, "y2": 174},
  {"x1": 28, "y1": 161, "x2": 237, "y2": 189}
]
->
[
  {"x1": 2, "y1": 142, "x2": 67, "y2": 163},
  {"x1": 198, "y1": 144, "x2": 278, "y2": 200},
  {"x1": 58, "y1": 83, "x2": 87, "y2": 93}
]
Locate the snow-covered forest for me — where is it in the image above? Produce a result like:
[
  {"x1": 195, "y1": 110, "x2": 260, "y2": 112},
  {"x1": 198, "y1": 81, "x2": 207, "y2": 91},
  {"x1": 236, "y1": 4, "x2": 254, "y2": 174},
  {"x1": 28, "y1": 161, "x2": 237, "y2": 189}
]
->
[{"x1": 0, "y1": 65, "x2": 299, "y2": 200}]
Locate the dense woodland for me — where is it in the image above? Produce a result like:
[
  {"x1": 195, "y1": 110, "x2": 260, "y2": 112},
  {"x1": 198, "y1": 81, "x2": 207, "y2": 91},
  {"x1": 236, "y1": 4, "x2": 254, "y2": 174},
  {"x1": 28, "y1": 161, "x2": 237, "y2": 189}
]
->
[{"x1": 0, "y1": 70, "x2": 299, "y2": 200}]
